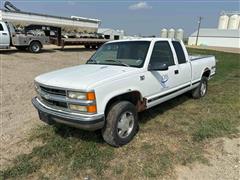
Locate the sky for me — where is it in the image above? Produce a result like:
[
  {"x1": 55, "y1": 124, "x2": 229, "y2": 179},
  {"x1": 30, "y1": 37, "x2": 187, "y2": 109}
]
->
[{"x1": 1, "y1": 0, "x2": 239, "y2": 36}]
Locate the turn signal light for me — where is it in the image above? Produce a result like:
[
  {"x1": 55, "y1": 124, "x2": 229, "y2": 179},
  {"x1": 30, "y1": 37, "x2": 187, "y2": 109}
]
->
[
  {"x1": 87, "y1": 92, "x2": 96, "y2": 100},
  {"x1": 87, "y1": 105, "x2": 97, "y2": 113}
]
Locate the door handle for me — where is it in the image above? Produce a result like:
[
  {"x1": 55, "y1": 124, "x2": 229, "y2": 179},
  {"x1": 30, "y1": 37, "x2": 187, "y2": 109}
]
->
[
  {"x1": 2, "y1": 33, "x2": 8, "y2": 35},
  {"x1": 174, "y1": 70, "x2": 179, "y2": 74}
]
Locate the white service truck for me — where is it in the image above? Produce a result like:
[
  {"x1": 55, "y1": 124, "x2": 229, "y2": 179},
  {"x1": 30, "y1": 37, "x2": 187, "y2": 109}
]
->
[
  {"x1": 0, "y1": 21, "x2": 49, "y2": 53},
  {"x1": 32, "y1": 38, "x2": 216, "y2": 146}
]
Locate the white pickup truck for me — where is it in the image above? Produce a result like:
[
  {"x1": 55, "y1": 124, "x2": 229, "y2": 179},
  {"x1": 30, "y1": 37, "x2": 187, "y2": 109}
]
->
[
  {"x1": 32, "y1": 38, "x2": 216, "y2": 146},
  {"x1": 0, "y1": 21, "x2": 49, "y2": 53}
]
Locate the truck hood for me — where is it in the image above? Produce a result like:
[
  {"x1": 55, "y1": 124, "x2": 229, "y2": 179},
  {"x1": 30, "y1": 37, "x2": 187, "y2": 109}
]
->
[{"x1": 35, "y1": 64, "x2": 139, "y2": 90}]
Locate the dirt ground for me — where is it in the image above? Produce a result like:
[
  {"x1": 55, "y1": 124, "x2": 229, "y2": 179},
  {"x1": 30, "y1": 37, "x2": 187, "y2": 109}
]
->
[
  {"x1": 0, "y1": 45, "x2": 94, "y2": 167},
  {"x1": 1, "y1": 45, "x2": 239, "y2": 179},
  {"x1": 176, "y1": 135, "x2": 240, "y2": 180}
]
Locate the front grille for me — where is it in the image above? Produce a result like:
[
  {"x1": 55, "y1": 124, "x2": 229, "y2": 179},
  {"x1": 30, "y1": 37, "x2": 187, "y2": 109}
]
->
[
  {"x1": 41, "y1": 96, "x2": 68, "y2": 108},
  {"x1": 40, "y1": 86, "x2": 66, "y2": 96}
]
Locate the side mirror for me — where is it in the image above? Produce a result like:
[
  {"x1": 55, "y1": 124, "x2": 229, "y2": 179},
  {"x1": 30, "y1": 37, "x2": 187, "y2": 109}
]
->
[{"x1": 148, "y1": 63, "x2": 168, "y2": 71}]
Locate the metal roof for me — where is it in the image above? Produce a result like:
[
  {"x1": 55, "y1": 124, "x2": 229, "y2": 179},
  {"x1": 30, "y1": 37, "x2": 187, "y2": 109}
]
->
[{"x1": 190, "y1": 28, "x2": 240, "y2": 38}]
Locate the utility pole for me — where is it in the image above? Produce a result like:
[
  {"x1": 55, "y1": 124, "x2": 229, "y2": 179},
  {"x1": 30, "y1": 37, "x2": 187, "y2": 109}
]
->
[{"x1": 196, "y1": 16, "x2": 203, "y2": 46}]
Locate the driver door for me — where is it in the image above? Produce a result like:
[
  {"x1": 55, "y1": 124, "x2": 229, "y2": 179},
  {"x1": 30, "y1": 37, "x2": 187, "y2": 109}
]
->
[
  {"x1": 0, "y1": 22, "x2": 10, "y2": 47},
  {"x1": 146, "y1": 41, "x2": 179, "y2": 106}
]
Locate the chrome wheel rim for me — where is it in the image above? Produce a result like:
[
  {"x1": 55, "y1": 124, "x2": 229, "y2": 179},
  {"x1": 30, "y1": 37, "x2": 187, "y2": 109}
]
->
[
  {"x1": 200, "y1": 81, "x2": 207, "y2": 96},
  {"x1": 32, "y1": 44, "x2": 40, "y2": 52},
  {"x1": 117, "y1": 111, "x2": 134, "y2": 138}
]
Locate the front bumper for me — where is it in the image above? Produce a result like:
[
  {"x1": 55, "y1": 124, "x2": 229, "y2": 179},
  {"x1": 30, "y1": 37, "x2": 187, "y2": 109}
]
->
[{"x1": 32, "y1": 97, "x2": 105, "y2": 131}]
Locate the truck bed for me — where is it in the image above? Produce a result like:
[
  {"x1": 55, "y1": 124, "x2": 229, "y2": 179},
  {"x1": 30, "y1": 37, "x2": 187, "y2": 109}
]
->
[{"x1": 189, "y1": 55, "x2": 214, "y2": 61}]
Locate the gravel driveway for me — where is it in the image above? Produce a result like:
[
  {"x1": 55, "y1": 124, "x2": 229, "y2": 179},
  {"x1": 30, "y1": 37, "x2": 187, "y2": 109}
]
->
[{"x1": 0, "y1": 46, "x2": 94, "y2": 167}]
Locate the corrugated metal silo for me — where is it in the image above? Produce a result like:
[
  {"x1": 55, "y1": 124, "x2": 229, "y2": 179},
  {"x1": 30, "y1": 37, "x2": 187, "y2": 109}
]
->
[
  {"x1": 218, "y1": 14, "x2": 229, "y2": 29},
  {"x1": 168, "y1": 28, "x2": 175, "y2": 38},
  {"x1": 228, "y1": 14, "x2": 240, "y2": 29},
  {"x1": 175, "y1": 29, "x2": 184, "y2": 40},
  {"x1": 160, "y1": 28, "x2": 168, "y2": 38}
]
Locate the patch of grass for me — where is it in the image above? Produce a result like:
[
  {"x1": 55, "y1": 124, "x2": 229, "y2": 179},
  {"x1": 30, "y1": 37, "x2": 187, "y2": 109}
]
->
[
  {"x1": 113, "y1": 164, "x2": 124, "y2": 175},
  {"x1": 143, "y1": 151, "x2": 173, "y2": 178},
  {"x1": 175, "y1": 143, "x2": 207, "y2": 165},
  {"x1": 0, "y1": 154, "x2": 40, "y2": 178},
  {"x1": 1, "y1": 125, "x2": 114, "y2": 179},
  {"x1": 193, "y1": 118, "x2": 238, "y2": 141}
]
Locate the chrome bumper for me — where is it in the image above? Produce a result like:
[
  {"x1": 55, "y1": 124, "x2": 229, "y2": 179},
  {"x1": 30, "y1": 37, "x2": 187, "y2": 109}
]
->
[{"x1": 32, "y1": 97, "x2": 105, "y2": 131}]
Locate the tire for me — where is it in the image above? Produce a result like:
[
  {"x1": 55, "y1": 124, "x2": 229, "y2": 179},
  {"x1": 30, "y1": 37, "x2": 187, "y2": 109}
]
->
[
  {"x1": 91, "y1": 45, "x2": 97, "y2": 49},
  {"x1": 102, "y1": 101, "x2": 138, "y2": 147},
  {"x1": 192, "y1": 76, "x2": 208, "y2": 99},
  {"x1": 15, "y1": 46, "x2": 27, "y2": 51},
  {"x1": 29, "y1": 41, "x2": 42, "y2": 53}
]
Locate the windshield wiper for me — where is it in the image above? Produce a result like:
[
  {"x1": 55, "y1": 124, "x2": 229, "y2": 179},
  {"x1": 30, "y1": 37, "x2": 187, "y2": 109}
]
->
[{"x1": 105, "y1": 59, "x2": 130, "y2": 67}]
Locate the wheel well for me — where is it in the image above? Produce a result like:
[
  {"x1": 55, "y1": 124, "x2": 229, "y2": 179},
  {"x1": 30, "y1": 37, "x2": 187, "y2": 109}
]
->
[
  {"x1": 105, "y1": 91, "x2": 146, "y2": 115},
  {"x1": 202, "y1": 69, "x2": 211, "y2": 78}
]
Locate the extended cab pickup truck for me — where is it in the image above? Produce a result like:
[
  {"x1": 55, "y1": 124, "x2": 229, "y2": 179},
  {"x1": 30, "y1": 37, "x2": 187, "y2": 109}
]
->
[{"x1": 32, "y1": 38, "x2": 216, "y2": 146}]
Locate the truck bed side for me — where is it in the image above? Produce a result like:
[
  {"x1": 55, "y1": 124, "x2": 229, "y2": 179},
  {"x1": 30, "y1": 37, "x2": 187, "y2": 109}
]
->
[{"x1": 190, "y1": 55, "x2": 216, "y2": 84}]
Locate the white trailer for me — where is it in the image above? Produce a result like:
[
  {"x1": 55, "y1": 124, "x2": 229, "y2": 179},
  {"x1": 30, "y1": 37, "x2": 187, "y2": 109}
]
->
[
  {"x1": 0, "y1": 1, "x2": 109, "y2": 51},
  {"x1": 0, "y1": 9, "x2": 101, "y2": 33}
]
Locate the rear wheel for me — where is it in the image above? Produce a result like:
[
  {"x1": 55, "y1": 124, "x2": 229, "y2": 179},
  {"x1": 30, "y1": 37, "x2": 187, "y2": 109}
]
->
[
  {"x1": 102, "y1": 101, "x2": 138, "y2": 147},
  {"x1": 91, "y1": 45, "x2": 97, "y2": 49},
  {"x1": 29, "y1": 41, "x2": 42, "y2": 53},
  {"x1": 192, "y1": 76, "x2": 208, "y2": 99}
]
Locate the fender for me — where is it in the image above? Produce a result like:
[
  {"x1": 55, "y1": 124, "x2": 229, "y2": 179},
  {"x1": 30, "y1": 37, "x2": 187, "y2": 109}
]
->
[{"x1": 98, "y1": 86, "x2": 144, "y2": 114}]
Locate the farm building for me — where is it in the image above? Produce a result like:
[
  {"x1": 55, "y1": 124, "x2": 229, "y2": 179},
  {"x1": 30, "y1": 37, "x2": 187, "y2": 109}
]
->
[
  {"x1": 97, "y1": 28, "x2": 124, "y2": 40},
  {"x1": 188, "y1": 28, "x2": 240, "y2": 48},
  {"x1": 188, "y1": 11, "x2": 240, "y2": 48}
]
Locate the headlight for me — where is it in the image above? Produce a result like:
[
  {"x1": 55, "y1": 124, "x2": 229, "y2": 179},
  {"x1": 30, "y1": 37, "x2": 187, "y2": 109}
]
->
[
  {"x1": 67, "y1": 91, "x2": 95, "y2": 100},
  {"x1": 68, "y1": 92, "x2": 87, "y2": 100}
]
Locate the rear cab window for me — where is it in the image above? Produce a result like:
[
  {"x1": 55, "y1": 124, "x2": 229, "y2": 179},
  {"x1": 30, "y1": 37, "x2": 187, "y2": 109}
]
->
[
  {"x1": 0, "y1": 24, "x2": 4, "y2": 31},
  {"x1": 172, "y1": 41, "x2": 186, "y2": 64}
]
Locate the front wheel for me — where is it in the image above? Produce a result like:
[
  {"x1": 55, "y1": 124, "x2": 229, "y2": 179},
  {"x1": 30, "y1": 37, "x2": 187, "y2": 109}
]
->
[
  {"x1": 29, "y1": 41, "x2": 42, "y2": 53},
  {"x1": 192, "y1": 76, "x2": 208, "y2": 99},
  {"x1": 102, "y1": 101, "x2": 138, "y2": 147}
]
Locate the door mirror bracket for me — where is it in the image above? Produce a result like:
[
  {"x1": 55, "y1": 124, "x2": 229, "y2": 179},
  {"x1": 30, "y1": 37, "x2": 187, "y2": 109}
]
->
[{"x1": 148, "y1": 63, "x2": 168, "y2": 71}]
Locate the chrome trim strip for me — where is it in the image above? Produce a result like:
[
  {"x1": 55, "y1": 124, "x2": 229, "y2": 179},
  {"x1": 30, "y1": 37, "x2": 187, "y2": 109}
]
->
[
  {"x1": 37, "y1": 88, "x2": 95, "y2": 106},
  {"x1": 36, "y1": 81, "x2": 94, "y2": 92},
  {"x1": 34, "y1": 97, "x2": 103, "y2": 120}
]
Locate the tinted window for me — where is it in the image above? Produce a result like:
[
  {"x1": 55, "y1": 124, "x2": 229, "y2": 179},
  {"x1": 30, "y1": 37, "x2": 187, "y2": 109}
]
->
[
  {"x1": 150, "y1": 41, "x2": 175, "y2": 67},
  {"x1": 88, "y1": 41, "x2": 150, "y2": 68},
  {"x1": 172, "y1": 41, "x2": 186, "y2": 64},
  {"x1": 0, "y1": 24, "x2": 3, "y2": 31}
]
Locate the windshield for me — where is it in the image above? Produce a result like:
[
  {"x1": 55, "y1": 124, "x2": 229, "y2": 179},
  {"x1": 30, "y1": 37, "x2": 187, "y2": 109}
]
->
[{"x1": 87, "y1": 41, "x2": 150, "y2": 68}]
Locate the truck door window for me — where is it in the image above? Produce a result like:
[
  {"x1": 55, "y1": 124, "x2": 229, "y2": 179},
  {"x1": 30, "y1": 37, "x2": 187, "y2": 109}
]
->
[
  {"x1": 172, "y1": 41, "x2": 186, "y2": 64},
  {"x1": 0, "y1": 24, "x2": 3, "y2": 31},
  {"x1": 150, "y1": 41, "x2": 175, "y2": 67}
]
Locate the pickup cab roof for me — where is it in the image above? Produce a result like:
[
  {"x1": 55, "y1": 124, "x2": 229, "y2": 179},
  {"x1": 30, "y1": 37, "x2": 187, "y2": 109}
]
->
[{"x1": 105, "y1": 37, "x2": 181, "y2": 44}]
